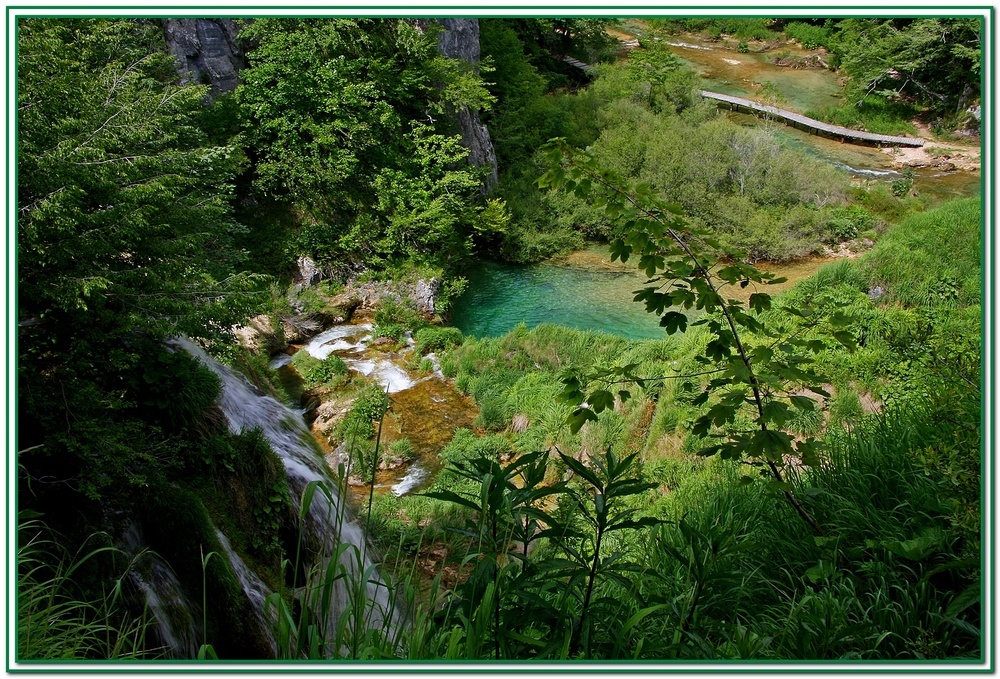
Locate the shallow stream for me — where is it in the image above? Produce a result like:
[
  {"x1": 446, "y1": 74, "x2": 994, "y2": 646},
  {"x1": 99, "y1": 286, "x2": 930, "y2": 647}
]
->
[{"x1": 272, "y1": 323, "x2": 477, "y2": 498}]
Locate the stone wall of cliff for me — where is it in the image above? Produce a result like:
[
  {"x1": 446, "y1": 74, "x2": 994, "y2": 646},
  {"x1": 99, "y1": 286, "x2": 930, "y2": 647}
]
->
[
  {"x1": 161, "y1": 19, "x2": 244, "y2": 96},
  {"x1": 427, "y1": 19, "x2": 499, "y2": 194}
]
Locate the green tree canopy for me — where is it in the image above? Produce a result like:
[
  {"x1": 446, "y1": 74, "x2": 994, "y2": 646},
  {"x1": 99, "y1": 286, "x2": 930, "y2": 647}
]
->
[
  {"x1": 835, "y1": 18, "x2": 981, "y2": 115},
  {"x1": 18, "y1": 19, "x2": 258, "y2": 508},
  {"x1": 19, "y1": 19, "x2": 255, "y2": 345},
  {"x1": 236, "y1": 19, "x2": 498, "y2": 270}
]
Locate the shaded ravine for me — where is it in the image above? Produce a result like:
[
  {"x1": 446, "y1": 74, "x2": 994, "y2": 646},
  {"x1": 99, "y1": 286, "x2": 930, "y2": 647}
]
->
[{"x1": 177, "y1": 338, "x2": 403, "y2": 655}]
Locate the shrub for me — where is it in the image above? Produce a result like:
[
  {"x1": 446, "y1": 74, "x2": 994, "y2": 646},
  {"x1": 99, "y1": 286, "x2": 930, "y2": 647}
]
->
[
  {"x1": 783, "y1": 21, "x2": 831, "y2": 50},
  {"x1": 415, "y1": 326, "x2": 464, "y2": 355},
  {"x1": 374, "y1": 298, "x2": 423, "y2": 331},
  {"x1": 824, "y1": 205, "x2": 878, "y2": 243},
  {"x1": 387, "y1": 437, "x2": 416, "y2": 462},
  {"x1": 291, "y1": 352, "x2": 349, "y2": 387},
  {"x1": 371, "y1": 322, "x2": 406, "y2": 343}
]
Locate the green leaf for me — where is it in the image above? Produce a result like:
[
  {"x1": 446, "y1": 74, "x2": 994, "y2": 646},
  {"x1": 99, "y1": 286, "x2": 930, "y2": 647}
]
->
[
  {"x1": 705, "y1": 340, "x2": 730, "y2": 361},
  {"x1": 568, "y1": 407, "x2": 599, "y2": 434},
  {"x1": 659, "y1": 311, "x2": 687, "y2": 335},
  {"x1": 691, "y1": 415, "x2": 713, "y2": 438},
  {"x1": 750, "y1": 346, "x2": 774, "y2": 364},
  {"x1": 884, "y1": 530, "x2": 945, "y2": 561},
  {"x1": 559, "y1": 453, "x2": 604, "y2": 491},
  {"x1": 796, "y1": 438, "x2": 824, "y2": 466},
  {"x1": 946, "y1": 582, "x2": 980, "y2": 619},
  {"x1": 804, "y1": 560, "x2": 836, "y2": 584},
  {"x1": 589, "y1": 389, "x2": 615, "y2": 414},
  {"x1": 789, "y1": 395, "x2": 815, "y2": 411},
  {"x1": 607, "y1": 516, "x2": 665, "y2": 532},
  {"x1": 760, "y1": 401, "x2": 791, "y2": 428},
  {"x1": 751, "y1": 429, "x2": 794, "y2": 461},
  {"x1": 420, "y1": 489, "x2": 480, "y2": 512},
  {"x1": 832, "y1": 330, "x2": 856, "y2": 350},
  {"x1": 829, "y1": 311, "x2": 853, "y2": 327},
  {"x1": 707, "y1": 403, "x2": 737, "y2": 426},
  {"x1": 748, "y1": 293, "x2": 771, "y2": 313}
]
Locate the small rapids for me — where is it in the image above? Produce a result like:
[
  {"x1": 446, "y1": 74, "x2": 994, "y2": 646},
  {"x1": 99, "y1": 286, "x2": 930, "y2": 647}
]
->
[
  {"x1": 272, "y1": 322, "x2": 477, "y2": 497},
  {"x1": 299, "y1": 323, "x2": 422, "y2": 394},
  {"x1": 833, "y1": 162, "x2": 901, "y2": 178}
]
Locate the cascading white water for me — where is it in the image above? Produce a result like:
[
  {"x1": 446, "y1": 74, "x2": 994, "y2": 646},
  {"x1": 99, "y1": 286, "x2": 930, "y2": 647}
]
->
[
  {"x1": 173, "y1": 338, "x2": 400, "y2": 654},
  {"x1": 214, "y1": 530, "x2": 277, "y2": 656},
  {"x1": 833, "y1": 162, "x2": 901, "y2": 178},
  {"x1": 298, "y1": 323, "x2": 424, "y2": 394},
  {"x1": 121, "y1": 523, "x2": 200, "y2": 659}
]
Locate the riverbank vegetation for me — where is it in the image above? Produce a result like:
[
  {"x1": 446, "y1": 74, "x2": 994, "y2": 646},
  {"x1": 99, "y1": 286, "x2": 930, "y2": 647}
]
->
[
  {"x1": 16, "y1": 14, "x2": 982, "y2": 664},
  {"x1": 642, "y1": 17, "x2": 981, "y2": 136}
]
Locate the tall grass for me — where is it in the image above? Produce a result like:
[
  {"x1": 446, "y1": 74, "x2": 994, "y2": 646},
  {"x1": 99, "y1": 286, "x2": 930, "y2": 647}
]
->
[
  {"x1": 18, "y1": 519, "x2": 152, "y2": 660},
  {"x1": 805, "y1": 99, "x2": 919, "y2": 137},
  {"x1": 859, "y1": 198, "x2": 981, "y2": 308}
]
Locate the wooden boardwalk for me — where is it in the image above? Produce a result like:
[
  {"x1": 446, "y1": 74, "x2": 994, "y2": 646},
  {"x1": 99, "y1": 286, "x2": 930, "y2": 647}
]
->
[
  {"x1": 562, "y1": 56, "x2": 594, "y2": 72},
  {"x1": 559, "y1": 50, "x2": 923, "y2": 149},
  {"x1": 701, "y1": 90, "x2": 924, "y2": 148}
]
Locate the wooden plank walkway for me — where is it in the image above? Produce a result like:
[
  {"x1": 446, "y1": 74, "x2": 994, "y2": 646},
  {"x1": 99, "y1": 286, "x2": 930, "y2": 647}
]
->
[
  {"x1": 562, "y1": 56, "x2": 594, "y2": 72},
  {"x1": 560, "y1": 50, "x2": 923, "y2": 149},
  {"x1": 701, "y1": 90, "x2": 924, "y2": 148}
]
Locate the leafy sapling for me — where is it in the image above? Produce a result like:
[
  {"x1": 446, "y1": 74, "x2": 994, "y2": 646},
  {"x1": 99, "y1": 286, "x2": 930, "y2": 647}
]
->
[{"x1": 539, "y1": 139, "x2": 857, "y2": 533}]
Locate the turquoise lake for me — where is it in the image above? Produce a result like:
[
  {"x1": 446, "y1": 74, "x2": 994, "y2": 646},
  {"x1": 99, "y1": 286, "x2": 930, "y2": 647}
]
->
[{"x1": 450, "y1": 248, "x2": 667, "y2": 340}]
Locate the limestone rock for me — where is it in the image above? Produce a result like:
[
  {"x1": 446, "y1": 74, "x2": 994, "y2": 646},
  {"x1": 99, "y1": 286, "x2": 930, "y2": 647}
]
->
[
  {"x1": 421, "y1": 19, "x2": 498, "y2": 193},
  {"x1": 413, "y1": 278, "x2": 441, "y2": 314},
  {"x1": 233, "y1": 314, "x2": 283, "y2": 353},
  {"x1": 293, "y1": 256, "x2": 324, "y2": 288},
  {"x1": 346, "y1": 277, "x2": 440, "y2": 316},
  {"x1": 161, "y1": 19, "x2": 244, "y2": 95}
]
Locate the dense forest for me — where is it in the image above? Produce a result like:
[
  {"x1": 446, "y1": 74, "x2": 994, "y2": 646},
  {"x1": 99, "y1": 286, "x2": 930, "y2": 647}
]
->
[{"x1": 16, "y1": 15, "x2": 984, "y2": 665}]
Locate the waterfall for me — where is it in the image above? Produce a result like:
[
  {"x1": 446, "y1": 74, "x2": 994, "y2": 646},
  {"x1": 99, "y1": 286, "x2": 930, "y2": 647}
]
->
[
  {"x1": 214, "y1": 530, "x2": 277, "y2": 656},
  {"x1": 121, "y1": 523, "x2": 201, "y2": 659},
  {"x1": 171, "y1": 338, "x2": 401, "y2": 656}
]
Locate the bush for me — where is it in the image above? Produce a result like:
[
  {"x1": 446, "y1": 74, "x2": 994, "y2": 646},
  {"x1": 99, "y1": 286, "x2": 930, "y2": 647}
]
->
[
  {"x1": 371, "y1": 322, "x2": 406, "y2": 343},
  {"x1": 783, "y1": 21, "x2": 831, "y2": 50},
  {"x1": 824, "y1": 205, "x2": 878, "y2": 243},
  {"x1": 374, "y1": 298, "x2": 423, "y2": 331},
  {"x1": 387, "y1": 438, "x2": 416, "y2": 462},
  {"x1": 415, "y1": 326, "x2": 464, "y2": 355},
  {"x1": 290, "y1": 352, "x2": 349, "y2": 387}
]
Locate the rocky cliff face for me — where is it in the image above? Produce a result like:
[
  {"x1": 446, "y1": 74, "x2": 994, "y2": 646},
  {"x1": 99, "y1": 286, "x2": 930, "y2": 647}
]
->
[
  {"x1": 161, "y1": 19, "x2": 244, "y2": 95},
  {"x1": 428, "y1": 19, "x2": 499, "y2": 194}
]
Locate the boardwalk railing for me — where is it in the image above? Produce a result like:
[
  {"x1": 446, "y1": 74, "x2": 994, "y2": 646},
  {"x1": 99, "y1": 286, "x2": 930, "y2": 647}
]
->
[{"x1": 700, "y1": 90, "x2": 924, "y2": 148}]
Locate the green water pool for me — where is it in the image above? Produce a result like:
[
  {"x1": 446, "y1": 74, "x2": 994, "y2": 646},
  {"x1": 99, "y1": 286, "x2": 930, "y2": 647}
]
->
[{"x1": 451, "y1": 249, "x2": 668, "y2": 340}]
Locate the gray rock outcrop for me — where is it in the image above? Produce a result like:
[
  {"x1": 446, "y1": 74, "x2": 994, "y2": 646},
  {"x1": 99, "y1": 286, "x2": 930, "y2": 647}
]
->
[
  {"x1": 294, "y1": 256, "x2": 324, "y2": 288},
  {"x1": 346, "y1": 277, "x2": 441, "y2": 316},
  {"x1": 426, "y1": 19, "x2": 499, "y2": 193},
  {"x1": 161, "y1": 19, "x2": 244, "y2": 95}
]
